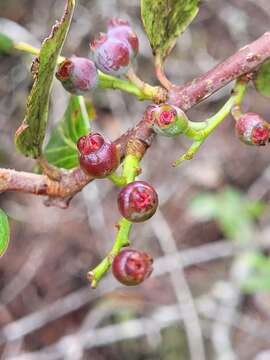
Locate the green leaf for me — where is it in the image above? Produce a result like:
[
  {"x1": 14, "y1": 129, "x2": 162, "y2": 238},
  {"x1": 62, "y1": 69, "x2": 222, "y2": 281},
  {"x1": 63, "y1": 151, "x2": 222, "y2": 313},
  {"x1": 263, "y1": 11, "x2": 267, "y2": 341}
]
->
[
  {"x1": 141, "y1": 0, "x2": 199, "y2": 60},
  {"x1": 0, "y1": 32, "x2": 14, "y2": 54},
  {"x1": 44, "y1": 96, "x2": 93, "y2": 169},
  {"x1": 0, "y1": 208, "x2": 10, "y2": 257},
  {"x1": 15, "y1": 0, "x2": 75, "y2": 158},
  {"x1": 254, "y1": 59, "x2": 270, "y2": 97}
]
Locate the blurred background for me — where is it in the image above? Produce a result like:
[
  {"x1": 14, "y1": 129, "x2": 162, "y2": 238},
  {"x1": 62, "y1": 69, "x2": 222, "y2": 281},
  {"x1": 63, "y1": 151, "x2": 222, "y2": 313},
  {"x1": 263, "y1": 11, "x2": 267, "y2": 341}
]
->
[{"x1": 1, "y1": 0, "x2": 270, "y2": 359}]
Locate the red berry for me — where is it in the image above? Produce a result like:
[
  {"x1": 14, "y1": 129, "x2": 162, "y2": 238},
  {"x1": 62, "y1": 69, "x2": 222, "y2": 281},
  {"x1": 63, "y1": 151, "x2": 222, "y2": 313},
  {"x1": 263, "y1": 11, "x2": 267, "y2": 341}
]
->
[
  {"x1": 90, "y1": 33, "x2": 132, "y2": 76},
  {"x1": 235, "y1": 112, "x2": 270, "y2": 145},
  {"x1": 145, "y1": 103, "x2": 189, "y2": 137},
  {"x1": 118, "y1": 181, "x2": 158, "y2": 222},
  {"x1": 107, "y1": 18, "x2": 139, "y2": 58},
  {"x1": 112, "y1": 248, "x2": 153, "y2": 286},
  {"x1": 77, "y1": 133, "x2": 119, "y2": 178},
  {"x1": 56, "y1": 56, "x2": 98, "y2": 95}
]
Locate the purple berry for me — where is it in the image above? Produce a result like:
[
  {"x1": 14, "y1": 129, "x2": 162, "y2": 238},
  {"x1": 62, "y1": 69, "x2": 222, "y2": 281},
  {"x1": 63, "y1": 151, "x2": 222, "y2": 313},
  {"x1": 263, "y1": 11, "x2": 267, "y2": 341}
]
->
[
  {"x1": 112, "y1": 248, "x2": 153, "y2": 286},
  {"x1": 56, "y1": 56, "x2": 98, "y2": 95},
  {"x1": 90, "y1": 33, "x2": 132, "y2": 76},
  {"x1": 77, "y1": 133, "x2": 119, "y2": 178},
  {"x1": 235, "y1": 112, "x2": 270, "y2": 146},
  {"x1": 107, "y1": 18, "x2": 139, "y2": 58},
  {"x1": 118, "y1": 181, "x2": 158, "y2": 223}
]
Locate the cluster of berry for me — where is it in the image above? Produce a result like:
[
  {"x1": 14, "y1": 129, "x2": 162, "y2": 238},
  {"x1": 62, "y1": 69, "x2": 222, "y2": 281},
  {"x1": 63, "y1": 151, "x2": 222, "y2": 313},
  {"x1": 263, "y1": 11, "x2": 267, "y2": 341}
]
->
[
  {"x1": 54, "y1": 18, "x2": 270, "y2": 287},
  {"x1": 77, "y1": 131, "x2": 157, "y2": 285},
  {"x1": 56, "y1": 18, "x2": 138, "y2": 95},
  {"x1": 54, "y1": 18, "x2": 191, "y2": 287}
]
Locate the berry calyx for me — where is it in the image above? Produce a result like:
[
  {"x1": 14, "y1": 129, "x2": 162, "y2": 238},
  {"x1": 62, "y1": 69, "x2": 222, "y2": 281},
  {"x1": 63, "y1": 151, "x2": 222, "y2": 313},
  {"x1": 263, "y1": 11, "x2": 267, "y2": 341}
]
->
[
  {"x1": 107, "y1": 18, "x2": 139, "y2": 58},
  {"x1": 118, "y1": 181, "x2": 158, "y2": 223},
  {"x1": 77, "y1": 133, "x2": 120, "y2": 178},
  {"x1": 90, "y1": 32, "x2": 132, "y2": 76},
  {"x1": 112, "y1": 248, "x2": 153, "y2": 286},
  {"x1": 56, "y1": 56, "x2": 98, "y2": 95},
  {"x1": 145, "y1": 103, "x2": 189, "y2": 137},
  {"x1": 235, "y1": 112, "x2": 270, "y2": 146}
]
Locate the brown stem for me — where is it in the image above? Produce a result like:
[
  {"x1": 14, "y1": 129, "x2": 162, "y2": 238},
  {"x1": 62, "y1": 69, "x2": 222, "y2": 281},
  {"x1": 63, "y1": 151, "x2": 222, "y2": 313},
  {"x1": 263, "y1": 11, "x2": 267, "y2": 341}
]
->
[
  {"x1": 169, "y1": 32, "x2": 270, "y2": 110},
  {"x1": 0, "y1": 120, "x2": 153, "y2": 205},
  {"x1": 1, "y1": 32, "x2": 270, "y2": 206}
]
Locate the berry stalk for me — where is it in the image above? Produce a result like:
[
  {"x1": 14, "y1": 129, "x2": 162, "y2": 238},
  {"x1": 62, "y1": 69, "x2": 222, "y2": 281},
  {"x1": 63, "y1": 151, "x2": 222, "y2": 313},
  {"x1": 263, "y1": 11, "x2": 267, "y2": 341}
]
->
[
  {"x1": 87, "y1": 217, "x2": 132, "y2": 288},
  {"x1": 173, "y1": 78, "x2": 248, "y2": 166},
  {"x1": 87, "y1": 147, "x2": 142, "y2": 287}
]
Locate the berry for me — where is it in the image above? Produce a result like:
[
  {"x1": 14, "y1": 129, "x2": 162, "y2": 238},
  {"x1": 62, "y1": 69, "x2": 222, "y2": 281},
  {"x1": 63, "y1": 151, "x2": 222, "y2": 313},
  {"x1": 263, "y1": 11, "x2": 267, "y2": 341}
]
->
[
  {"x1": 112, "y1": 248, "x2": 153, "y2": 286},
  {"x1": 90, "y1": 33, "x2": 132, "y2": 76},
  {"x1": 235, "y1": 112, "x2": 270, "y2": 146},
  {"x1": 118, "y1": 181, "x2": 158, "y2": 223},
  {"x1": 77, "y1": 133, "x2": 119, "y2": 178},
  {"x1": 107, "y1": 18, "x2": 139, "y2": 58},
  {"x1": 56, "y1": 56, "x2": 98, "y2": 95},
  {"x1": 145, "y1": 103, "x2": 189, "y2": 137}
]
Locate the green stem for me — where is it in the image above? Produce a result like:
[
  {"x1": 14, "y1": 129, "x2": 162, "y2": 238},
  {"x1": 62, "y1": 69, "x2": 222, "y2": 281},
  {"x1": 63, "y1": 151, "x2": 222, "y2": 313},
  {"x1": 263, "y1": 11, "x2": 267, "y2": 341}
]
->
[
  {"x1": 98, "y1": 71, "x2": 158, "y2": 100},
  {"x1": 122, "y1": 154, "x2": 140, "y2": 183},
  {"x1": 13, "y1": 41, "x2": 159, "y2": 101},
  {"x1": 173, "y1": 79, "x2": 247, "y2": 167},
  {"x1": 108, "y1": 172, "x2": 127, "y2": 187},
  {"x1": 188, "y1": 120, "x2": 208, "y2": 131},
  {"x1": 88, "y1": 218, "x2": 132, "y2": 288},
  {"x1": 78, "y1": 96, "x2": 91, "y2": 131},
  {"x1": 14, "y1": 41, "x2": 65, "y2": 63},
  {"x1": 173, "y1": 140, "x2": 204, "y2": 167},
  {"x1": 88, "y1": 154, "x2": 141, "y2": 287},
  {"x1": 195, "y1": 80, "x2": 247, "y2": 140}
]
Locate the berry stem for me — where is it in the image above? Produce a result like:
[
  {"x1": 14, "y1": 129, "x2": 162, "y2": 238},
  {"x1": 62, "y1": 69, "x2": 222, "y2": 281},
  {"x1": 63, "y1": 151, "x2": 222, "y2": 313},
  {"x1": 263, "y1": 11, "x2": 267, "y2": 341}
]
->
[
  {"x1": 88, "y1": 154, "x2": 140, "y2": 287},
  {"x1": 14, "y1": 42, "x2": 65, "y2": 63},
  {"x1": 108, "y1": 172, "x2": 127, "y2": 187},
  {"x1": 78, "y1": 96, "x2": 91, "y2": 131},
  {"x1": 87, "y1": 217, "x2": 132, "y2": 288},
  {"x1": 122, "y1": 154, "x2": 140, "y2": 184},
  {"x1": 173, "y1": 140, "x2": 204, "y2": 167},
  {"x1": 173, "y1": 78, "x2": 248, "y2": 167},
  {"x1": 196, "y1": 79, "x2": 247, "y2": 139}
]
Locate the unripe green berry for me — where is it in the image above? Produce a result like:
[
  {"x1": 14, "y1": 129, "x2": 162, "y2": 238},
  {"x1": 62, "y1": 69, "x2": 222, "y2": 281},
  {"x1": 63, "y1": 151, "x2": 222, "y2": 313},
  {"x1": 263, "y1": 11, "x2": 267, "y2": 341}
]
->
[{"x1": 145, "y1": 104, "x2": 189, "y2": 137}]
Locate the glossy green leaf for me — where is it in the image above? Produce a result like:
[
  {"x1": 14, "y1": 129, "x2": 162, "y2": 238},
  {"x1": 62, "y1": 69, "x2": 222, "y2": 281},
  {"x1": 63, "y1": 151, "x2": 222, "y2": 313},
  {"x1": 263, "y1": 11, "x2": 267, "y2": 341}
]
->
[
  {"x1": 0, "y1": 208, "x2": 10, "y2": 257},
  {"x1": 254, "y1": 59, "x2": 270, "y2": 97},
  {"x1": 15, "y1": 0, "x2": 75, "y2": 158},
  {"x1": 44, "y1": 96, "x2": 93, "y2": 169},
  {"x1": 0, "y1": 32, "x2": 14, "y2": 54},
  {"x1": 141, "y1": 0, "x2": 199, "y2": 59}
]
